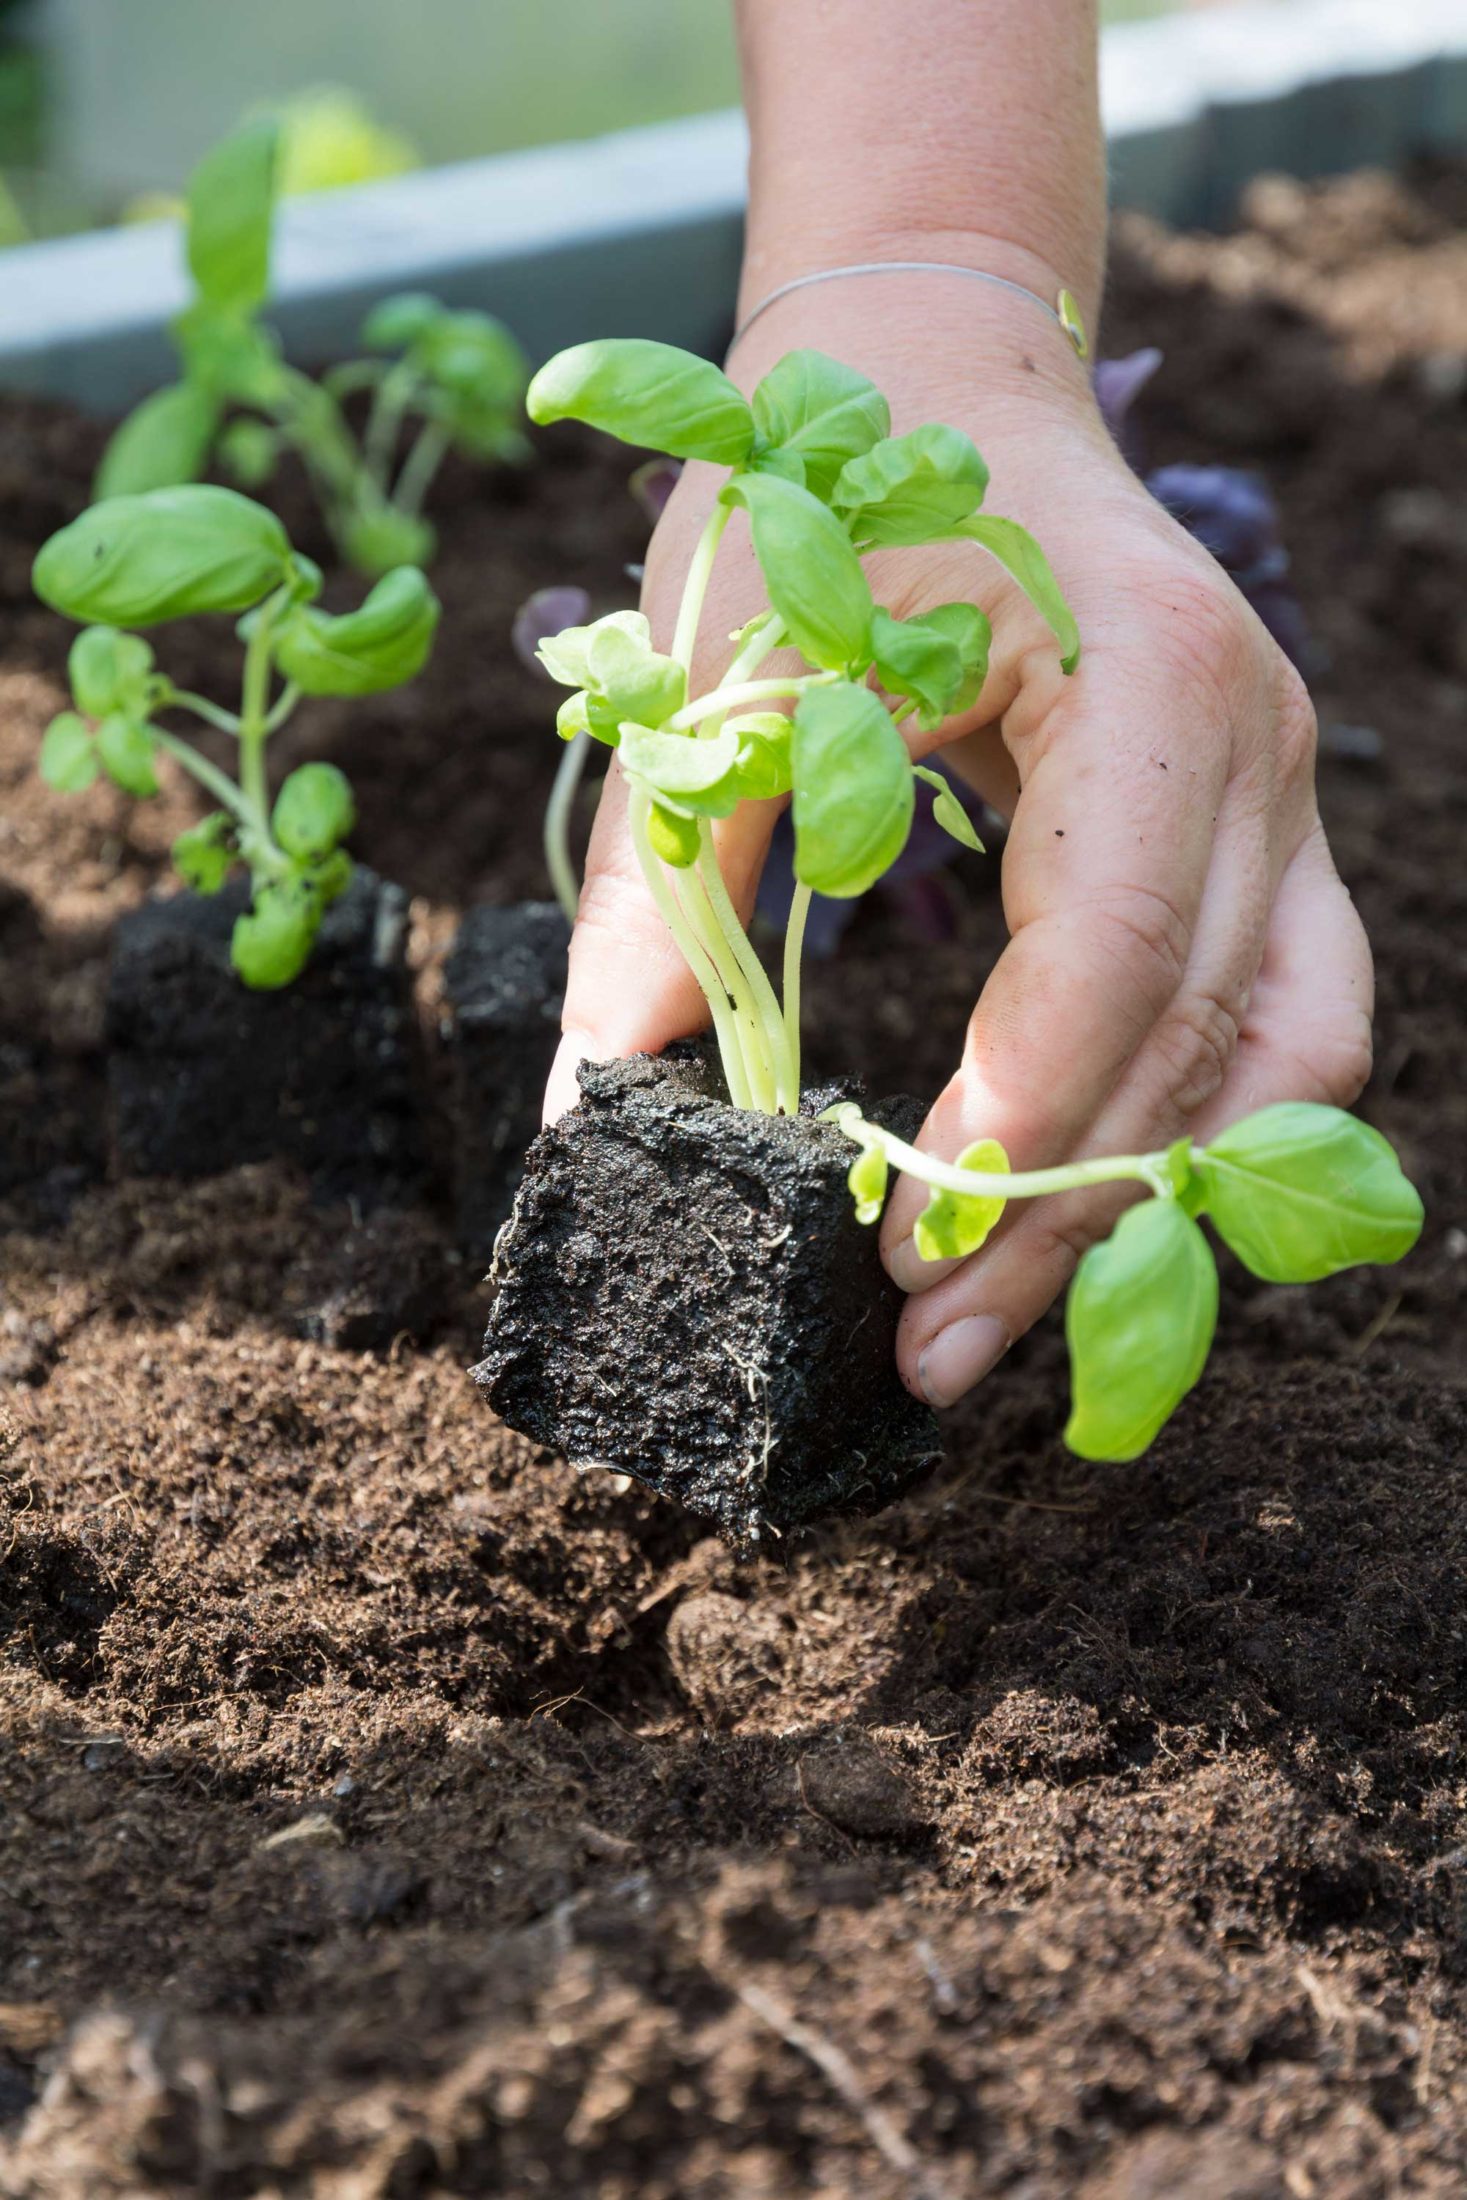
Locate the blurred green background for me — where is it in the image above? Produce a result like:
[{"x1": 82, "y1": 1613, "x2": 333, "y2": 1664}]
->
[{"x1": 0, "y1": 0, "x2": 1212, "y2": 244}]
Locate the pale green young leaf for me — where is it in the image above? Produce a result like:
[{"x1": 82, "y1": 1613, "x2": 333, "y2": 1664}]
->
[
  {"x1": 586, "y1": 623, "x2": 685, "y2": 736},
  {"x1": 186, "y1": 120, "x2": 279, "y2": 316},
  {"x1": 537, "y1": 610, "x2": 651, "y2": 690},
  {"x1": 914, "y1": 765, "x2": 983, "y2": 853},
  {"x1": 791, "y1": 682, "x2": 913, "y2": 898},
  {"x1": 727, "y1": 712, "x2": 793, "y2": 800},
  {"x1": 913, "y1": 1138, "x2": 1008, "y2": 1261},
  {"x1": 618, "y1": 722, "x2": 742, "y2": 816},
  {"x1": 94, "y1": 382, "x2": 220, "y2": 501},
  {"x1": 956, "y1": 515, "x2": 1080, "y2": 673},
  {"x1": 1197, "y1": 1103, "x2": 1423, "y2": 1282},
  {"x1": 724, "y1": 473, "x2": 874, "y2": 672},
  {"x1": 750, "y1": 351, "x2": 890, "y2": 501},
  {"x1": 647, "y1": 803, "x2": 701, "y2": 867},
  {"x1": 833, "y1": 424, "x2": 989, "y2": 546},
  {"x1": 38, "y1": 712, "x2": 98, "y2": 794},
  {"x1": 1064, "y1": 1199, "x2": 1218, "y2": 1462},
  {"x1": 230, "y1": 879, "x2": 320, "y2": 990},
  {"x1": 528, "y1": 339, "x2": 755, "y2": 466},
  {"x1": 847, "y1": 1141, "x2": 889, "y2": 1227}
]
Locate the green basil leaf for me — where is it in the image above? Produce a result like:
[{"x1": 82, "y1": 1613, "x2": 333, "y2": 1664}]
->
[
  {"x1": 230, "y1": 878, "x2": 321, "y2": 990},
  {"x1": 1197, "y1": 1103, "x2": 1423, "y2": 1282},
  {"x1": 914, "y1": 764, "x2": 983, "y2": 853},
  {"x1": 38, "y1": 711, "x2": 98, "y2": 794},
  {"x1": 647, "y1": 803, "x2": 701, "y2": 868},
  {"x1": 414, "y1": 309, "x2": 527, "y2": 409},
  {"x1": 273, "y1": 567, "x2": 440, "y2": 696},
  {"x1": 272, "y1": 762, "x2": 356, "y2": 859},
  {"x1": 185, "y1": 119, "x2": 279, "y2": 316},
  {"x1": 724, "y1": 473, "x2": 874, "y2": 672},
  {"x1": 338, "y1": 506, "x2": 437, "y2": 580},
  {"x1": 68, "y1": 627, "x2": 155, "y2": 719},
  {"x1": 920, "y1": 601, "x2": 991, "y2": 714},
  {"x1": 361, "y1": 291, "x2": 444, "y2": 351},
  {"x1": 174, "y1": 304, "x2": 286, "y2": 407},
  {"x1": 218, "y1": 418, "x2": 282, "y2": 489},
  {"x1": 95, "y1": 712, "x2": 159, "y2": 799},
  {"x1": 556, "y1": 690, "x2": 592, "y2": 742},
  {"x1": 914, "y1": 1139, "x2": 1008, "y2": 1261},
  {"x1": 94, "y1": 382, "x2": 220, "y2": 500},
  {"x1": 34, "y1": 486, "x2": 294, "y2": 626},
  {"x1": 1065, "y1": 1199, "x2": 1218, "y2": 1462},
  {"x1": 313, "y1": 849, "x2": 354, "y2": 907},
  {"x1": 528, "y1": 339, "x2": 755, "y2": 466},
  {"x1": 955, "y1": 515, "x2": 1080, "y2": 674},
  {"x1": 833, "y1": 424, "x2": 989, "y2": 546},
  {"x1": 750, "y1": 351, "x2": 890, "y2": 502},
  {"x1": 869, "y1": 606, "x2": 964, "y2": 730},
  {"x1": 172, "y1": 812, "x2": 235, "y2": 894},
  {"x1": 619, "y1": 723, "x2": 742, "y2": 815},
  {"x1": 847, "y1": 1140, "x2": 889, "y2": 1227},
  {"x1": 728, "y1": 711, "x2": 793, "y2": 800},
  {"x1": 791, "y1": 681, "x2": 913, "y2": 898}
]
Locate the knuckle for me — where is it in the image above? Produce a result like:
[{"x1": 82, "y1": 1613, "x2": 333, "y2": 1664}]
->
[
  {"x1": 1086, "y1": 880, "x2": 1193, "y2": 1016},
  {"x1": 1026, "y1": 1203, "x2": 1108, "y2": 1280},
  {"x1": 1147, "y1": 987, "x2": 1241, "y2": 1120},
  {"x1": 1148, "y1": 567, "x2": 1256, "y2": 706},
  {"x1": 1311, "y1": 1008, "x2": 1376, "y2": 1107}
]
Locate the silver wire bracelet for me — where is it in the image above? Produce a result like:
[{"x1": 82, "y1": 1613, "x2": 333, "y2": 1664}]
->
[{"x1": 731, "y1": 261, "x2": 1089, "y2": 360}]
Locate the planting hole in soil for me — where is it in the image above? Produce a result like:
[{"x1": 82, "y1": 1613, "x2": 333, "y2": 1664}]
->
[{"x1": 1, "y1": 164, "x2": 1465, "y2": 2196}]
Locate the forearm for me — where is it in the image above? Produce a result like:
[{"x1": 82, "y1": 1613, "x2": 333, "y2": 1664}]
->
[{"x1": 735, "y1": 0, "x2": 1106, "y2": 329}]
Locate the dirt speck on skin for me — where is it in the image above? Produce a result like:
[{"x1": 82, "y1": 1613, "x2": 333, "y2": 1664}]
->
[{"x1": 3, "y1": 167, "x2": 1467, "y2": 2195}]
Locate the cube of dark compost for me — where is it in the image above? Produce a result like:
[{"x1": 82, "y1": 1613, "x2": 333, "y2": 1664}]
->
[
  {"x1": 442, "y1": 902, "x2": 568, "y2": 1264},
  {"x1": 106, "y1": 869, "x2": 423, "y2": 1196},
  {"x1": 476, "y1": 1052, "x2": 941, "y2": 1547}
]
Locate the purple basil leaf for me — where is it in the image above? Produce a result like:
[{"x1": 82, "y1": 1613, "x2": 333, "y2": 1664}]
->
[
  {"x1": 630, "y1": 457, "x2": 684, "y2": 525},
  {"x1": 512, "y1": 585, "x2": 593, "y2": 676},
  {"x1": 1144, "y1": 463, "x2": 1280, "y2": 570},
  {"x1": 1092, "y1": 347, "x2": 1164, "y2": 463}
]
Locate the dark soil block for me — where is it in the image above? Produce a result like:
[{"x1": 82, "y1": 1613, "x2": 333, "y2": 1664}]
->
[
  {"x1": 476, "y1": 1052, "x2": 941, "y2": 1546},
  {"x1": 105, "y1": 868, "x2": 424, "y2": 1196},
  {"x1": 441, "y1": 901, "x2": 568, "y2": 1264}
]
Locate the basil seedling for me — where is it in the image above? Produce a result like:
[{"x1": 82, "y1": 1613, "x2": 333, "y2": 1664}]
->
[
  {"x1": 96, "y1": 121, "x2": 529, "y2": 578},
  {"x1": 525, "y1": 335, "x2": 1423, "y2": 1459},
  {"x1": 33, "y1": 484, "x2": 438, "y2": 988}
]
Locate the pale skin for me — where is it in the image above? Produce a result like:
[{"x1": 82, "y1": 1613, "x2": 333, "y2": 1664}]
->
[{"x1": 544, "y1": 0, "x2": 1374, "y2": 1409}]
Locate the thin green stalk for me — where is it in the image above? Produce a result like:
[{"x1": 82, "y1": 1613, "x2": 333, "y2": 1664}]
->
[
  {"x1": 544, "y1": 732, "x2": 588, "y2": 924},
  {"x1": 363, "y1": 359, "x2": 421, "y2": 489},
  {"x1": 678, "y1": 857, "x2": 777, "y2": 1112},
  {"x1": 166, "y1": 689, "x2": 242, "y2": 736},
  {"x1": 668, "y1": 673, "x2": 824, "y2": 731},
  {"x1": 236, "y1": 609, "x2": 277, "y2": 824},
  {"x1": 628, "y1": 787, "x2": 753, "y2": 1111},
  {"x1": 150, "y1": 729, "x2": 258, "y2": 832},
  {"x1": 782, "y1": 882, "x2": 812, "y2": 1098},
  {"x1": 833, "y1": 1112, "x2": 1177, "y2": 1203},
  {"x1": 695, "y1": 823, "x2": 797, "y2": 1113},
  {"x1": 392, "y1": 418, "x2": 451, "y2": 520},
  {"x1": 672, "y1": 505, "x2": 732, "y2": 672}
]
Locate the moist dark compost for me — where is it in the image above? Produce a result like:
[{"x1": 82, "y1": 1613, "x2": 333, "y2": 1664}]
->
[
  {"x1": 105, "y1": 866, "x2": 422, "y2": 1194},
  {"x1": 2, "y1": 165, "x2": 1467, "y2": 2196},
  {"x1": 442, "y1": 899, "x2": 569, "y2": 1263},
  {"x1": 478, "y1": 1052, "x2": 940, "y2": 1545}
]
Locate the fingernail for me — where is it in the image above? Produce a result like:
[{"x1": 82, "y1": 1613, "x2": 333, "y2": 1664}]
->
[
  {"x1": 918, "y1": 1315, "x2": 1011, "y2": 1409},
  {"x1": 888, "y1": 1234, "x2": 957, "y2": 1295}
]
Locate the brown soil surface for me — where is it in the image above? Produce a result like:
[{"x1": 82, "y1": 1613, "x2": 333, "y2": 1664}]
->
[{"x1": 2, "y1": 166, "x2": 1466, "y2": 2197}]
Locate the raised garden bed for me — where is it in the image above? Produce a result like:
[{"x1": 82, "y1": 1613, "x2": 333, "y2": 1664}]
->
[{"x1": 1, "y1": 165, "x2": 1466, "y2": 2194}]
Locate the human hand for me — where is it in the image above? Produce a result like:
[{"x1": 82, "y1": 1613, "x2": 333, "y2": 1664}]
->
[{"x1": 544, "y1": 274, "x2": 1373, "y2": 1409}]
